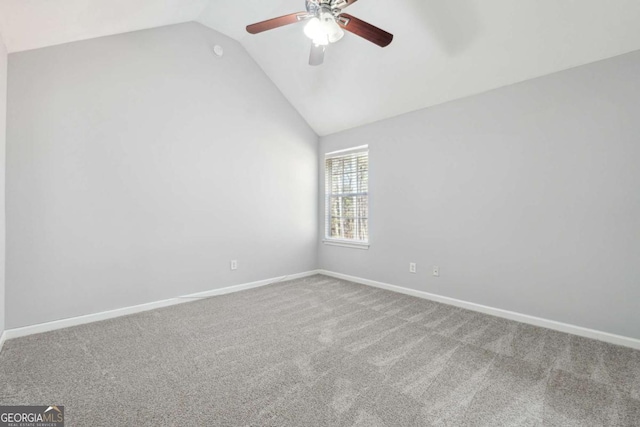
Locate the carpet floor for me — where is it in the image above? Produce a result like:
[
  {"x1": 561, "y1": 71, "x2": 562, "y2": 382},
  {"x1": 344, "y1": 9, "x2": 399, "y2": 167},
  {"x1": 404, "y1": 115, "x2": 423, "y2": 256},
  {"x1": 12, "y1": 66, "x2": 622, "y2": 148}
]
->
[{"x1": 1, "y1": 274, "x2": 639, "y2": 426}]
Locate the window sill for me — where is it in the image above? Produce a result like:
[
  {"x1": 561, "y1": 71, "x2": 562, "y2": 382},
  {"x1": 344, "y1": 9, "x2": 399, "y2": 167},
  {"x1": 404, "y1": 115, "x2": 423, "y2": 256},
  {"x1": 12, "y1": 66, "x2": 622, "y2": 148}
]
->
[{"x1": 322, "y1": 239, "x2": 370, "y2": 250}]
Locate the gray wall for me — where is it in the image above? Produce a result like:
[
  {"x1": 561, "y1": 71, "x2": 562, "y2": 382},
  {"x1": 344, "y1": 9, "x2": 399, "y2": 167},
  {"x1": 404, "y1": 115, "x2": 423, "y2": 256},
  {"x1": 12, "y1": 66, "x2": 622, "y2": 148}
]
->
[
  {"x1": 0, "y1": 33, "x2": 6, "y2": 336},
  {"x1": 7, "y1": 23, "x2": 318, "y2": 329},
  {"x1": 319, "y1": 50, "x2": 640, "y2": 340}
]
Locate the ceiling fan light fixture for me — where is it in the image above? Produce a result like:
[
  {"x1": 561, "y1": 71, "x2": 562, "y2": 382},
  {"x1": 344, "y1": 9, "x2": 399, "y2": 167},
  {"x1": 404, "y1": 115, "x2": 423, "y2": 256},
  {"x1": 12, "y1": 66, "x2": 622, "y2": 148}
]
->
[
  {"x1": 304, "y1": 12, "x2": 344, "y2": 45},
  {"x1": 321, "y1": 11, "x2": 344, "y2": 43},
  {"x1": 328, "y1": 28, "x2": 344, "y2": 43},
  {"x1": 304, "y1": 17, "x2": 329, "y2": 45}
]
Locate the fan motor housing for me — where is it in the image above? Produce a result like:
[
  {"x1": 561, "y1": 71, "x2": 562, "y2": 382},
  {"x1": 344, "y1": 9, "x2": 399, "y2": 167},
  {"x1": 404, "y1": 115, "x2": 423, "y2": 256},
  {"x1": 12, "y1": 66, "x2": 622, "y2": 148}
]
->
[{"x1": 306, "y1": 0, "x2": 340, "y2": 15}]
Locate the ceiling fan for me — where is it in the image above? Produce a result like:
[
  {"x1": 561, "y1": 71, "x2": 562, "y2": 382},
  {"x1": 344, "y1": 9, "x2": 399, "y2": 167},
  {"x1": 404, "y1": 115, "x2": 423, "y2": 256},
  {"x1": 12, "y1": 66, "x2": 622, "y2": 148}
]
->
[{"x1": 246, "y1": 0, "x2": 393, "y2": 66}]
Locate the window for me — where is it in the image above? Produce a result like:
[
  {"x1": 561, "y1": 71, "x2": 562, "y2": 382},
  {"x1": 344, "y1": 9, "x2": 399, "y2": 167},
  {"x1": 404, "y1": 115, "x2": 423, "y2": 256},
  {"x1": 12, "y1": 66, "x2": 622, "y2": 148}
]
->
[{"x1": 325, "y1": 146, "x2": 369, "y2": 246}]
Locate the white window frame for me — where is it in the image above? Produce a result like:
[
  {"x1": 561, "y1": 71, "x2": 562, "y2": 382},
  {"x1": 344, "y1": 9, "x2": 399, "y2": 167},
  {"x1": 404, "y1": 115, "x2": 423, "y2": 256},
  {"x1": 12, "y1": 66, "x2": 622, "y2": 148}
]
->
[{"x1": 323, "y1": 145, "x2": 370, "y2": 249}]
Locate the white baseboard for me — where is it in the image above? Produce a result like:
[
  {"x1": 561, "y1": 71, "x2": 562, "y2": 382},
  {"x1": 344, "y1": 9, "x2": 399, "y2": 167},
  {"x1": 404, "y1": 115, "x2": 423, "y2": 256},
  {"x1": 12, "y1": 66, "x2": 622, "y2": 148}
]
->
[
  {"x1": 4, "y1": 269, "x2": 638, "y2": 352},
  {"x1": 319, "y1": 270, "x2": 640, "y2": 351},
  {"x1": 2, "y1": 270, "x2": 320, "y2": 345}
]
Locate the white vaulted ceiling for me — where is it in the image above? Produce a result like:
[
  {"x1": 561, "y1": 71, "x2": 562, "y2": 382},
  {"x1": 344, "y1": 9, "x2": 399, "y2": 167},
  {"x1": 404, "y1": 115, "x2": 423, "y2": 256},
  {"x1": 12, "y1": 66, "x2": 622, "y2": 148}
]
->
[
  {"x1": 2, "y1": 0, "x2": 640, "y2": 135},
  {"x1": 0, "y1": 0, "x2": 211, "y2": 52}
]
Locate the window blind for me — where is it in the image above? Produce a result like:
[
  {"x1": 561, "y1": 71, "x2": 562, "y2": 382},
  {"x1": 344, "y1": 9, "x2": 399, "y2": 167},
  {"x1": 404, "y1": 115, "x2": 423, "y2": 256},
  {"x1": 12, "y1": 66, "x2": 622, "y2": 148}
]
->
[{"x1": 325, "y1": 147, "x2": 369, "y2": 243}]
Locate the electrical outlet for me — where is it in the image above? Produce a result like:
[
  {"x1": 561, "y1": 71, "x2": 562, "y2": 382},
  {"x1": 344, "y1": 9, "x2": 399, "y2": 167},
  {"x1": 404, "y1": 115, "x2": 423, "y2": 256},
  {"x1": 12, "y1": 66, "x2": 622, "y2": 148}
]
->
[
  {"x1": 230, "y1": 260, "x2": 238, "y2": 271},
  {"x1": 433, "y1": 266, "x2": 439, "y2": 277},
  {"x1": 409, "y1": 263, "x2": 417, "y2": 274}
]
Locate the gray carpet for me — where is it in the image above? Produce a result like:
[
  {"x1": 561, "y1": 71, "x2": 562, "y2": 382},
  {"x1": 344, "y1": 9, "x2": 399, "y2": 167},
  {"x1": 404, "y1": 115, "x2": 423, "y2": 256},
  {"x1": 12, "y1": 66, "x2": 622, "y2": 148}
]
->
[{"x1": 1, "y1": 275, "x2": 639, "y2": 426}]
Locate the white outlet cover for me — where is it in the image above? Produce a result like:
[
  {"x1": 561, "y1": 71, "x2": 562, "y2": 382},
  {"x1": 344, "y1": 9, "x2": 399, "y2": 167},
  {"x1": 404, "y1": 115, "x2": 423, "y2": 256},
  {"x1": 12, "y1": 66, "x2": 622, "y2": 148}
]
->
[
  {"x1": 409, "y1": 263, "x2": 417, "y2": 273},
  {"x1": 433, "y1": 266, "x2": 440, "y2": 277}
]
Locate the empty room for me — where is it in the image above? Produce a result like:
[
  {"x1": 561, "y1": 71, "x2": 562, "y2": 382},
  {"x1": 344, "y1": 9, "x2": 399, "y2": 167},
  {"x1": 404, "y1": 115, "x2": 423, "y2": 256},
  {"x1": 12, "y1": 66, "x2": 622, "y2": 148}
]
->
[{"x1": 0, "y1": 0, "x2": 639, "y2": 425}]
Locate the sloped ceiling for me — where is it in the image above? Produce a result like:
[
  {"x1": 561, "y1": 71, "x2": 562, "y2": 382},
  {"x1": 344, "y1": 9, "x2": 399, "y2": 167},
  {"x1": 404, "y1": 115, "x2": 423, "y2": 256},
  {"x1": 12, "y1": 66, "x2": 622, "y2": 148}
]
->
[
  {"x1": 0, "y1": 0, "x2": 210, "y2": 52},
  {"x1": 2, "y1": 0, "x2": 640, "y2": 135}
]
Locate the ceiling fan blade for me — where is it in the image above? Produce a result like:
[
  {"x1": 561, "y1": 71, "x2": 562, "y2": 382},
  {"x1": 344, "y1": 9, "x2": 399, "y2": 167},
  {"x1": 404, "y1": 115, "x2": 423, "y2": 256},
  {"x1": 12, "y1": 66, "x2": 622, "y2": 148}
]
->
[
  {"x1": 247, "y1": 12, "x2": 310, "y2": 34},
  {"x1": 338, "y1": 13, "x2": 393, "y2": 47},
  {"x1": 309, "y1": 43, "x2": 326, "y2": 66},
  {"x1": 333, "y1": 0, "x2": 358, "y2": 9}
]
